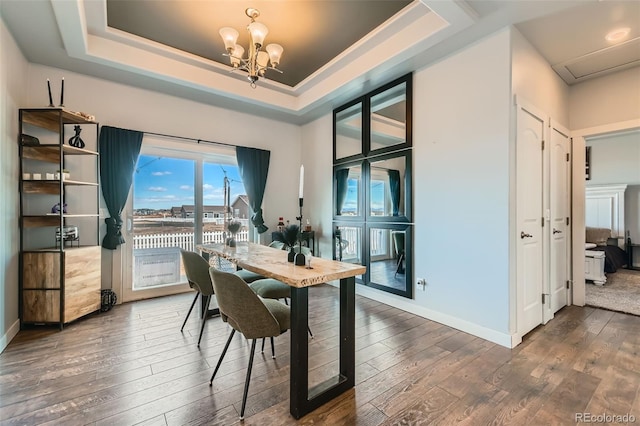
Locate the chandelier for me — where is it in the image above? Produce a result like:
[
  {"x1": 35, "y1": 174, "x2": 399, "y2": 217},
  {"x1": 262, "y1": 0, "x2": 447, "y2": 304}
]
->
[{"x1": 219, "y1": 8, "x2": 283, "y2": 88}]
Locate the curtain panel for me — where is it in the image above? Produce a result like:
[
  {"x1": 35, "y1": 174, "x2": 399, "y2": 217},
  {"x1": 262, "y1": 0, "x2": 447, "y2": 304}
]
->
[
  {"x1": 335, "y1": 168, "x2": 350, "y2": 215},
  {"x1": 388, "y1": 169, "x2": 401, "y2": 216},
  {"x1": 99, "y1": 126, "x2": 143, "y2": 249},
  {"x1": 236, "y1": 146, "x2": 271, "y2": 234}
]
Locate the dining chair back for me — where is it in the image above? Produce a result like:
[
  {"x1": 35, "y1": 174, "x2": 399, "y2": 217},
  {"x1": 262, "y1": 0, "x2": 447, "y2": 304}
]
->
[
  {"x1": 208, "y1": 268, "x2": 290, "y2": 420},
  {"x1": 180, "y1": 249, "x2": 215, "y2": 347}
]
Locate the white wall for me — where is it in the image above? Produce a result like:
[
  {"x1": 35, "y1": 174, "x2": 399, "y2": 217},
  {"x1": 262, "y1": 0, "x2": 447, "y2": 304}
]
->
[
  {"x1": 0, "y1": 17, "x2": 28, "y2": 352},
  {"x1": 303, "y1": 30, "x2": 515, "y2": 347},
  {"x1": 511, "y1": 28, "x2": 570, "y2": 126},
  {"x1": 570, "y1": 67, "x2": 640, "y2": 131},
  {"x1": 587, "y1": 131, "x2": 640, "y2": 242},
  {"x1": 301, "y1": 115, "x2": 334, "y2": 257},
  {"x1": 412, "y1": 29, "x2": 512, "y2": 343}
]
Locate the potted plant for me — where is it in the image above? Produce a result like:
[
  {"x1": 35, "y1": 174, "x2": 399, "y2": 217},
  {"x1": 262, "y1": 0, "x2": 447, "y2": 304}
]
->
[
  {"x1": 272, "y1": 224, "x2": 299, "y2": 262},
  {"x1": 226, "y1": 220, "x2": 242, "y2": 247}
]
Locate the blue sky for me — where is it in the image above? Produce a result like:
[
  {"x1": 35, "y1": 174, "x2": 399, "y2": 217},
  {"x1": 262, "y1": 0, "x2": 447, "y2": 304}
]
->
[
  {"x1": 133, "y1": 155, "x2": 245, "y2": 209},
  {"x1": 344, "y1": 178, "x2": 385, "y2": 213}
]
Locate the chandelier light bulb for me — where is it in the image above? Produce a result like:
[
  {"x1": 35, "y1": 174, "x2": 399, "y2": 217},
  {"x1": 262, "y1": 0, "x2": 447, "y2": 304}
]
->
[
  {"x1": 247, "y1": 21, "x2": 268, "y2": 47},
  {"x1": 219, "y1": 27, "x2": 239, "y2": 52},
  {"x1": 230, "y1": 45, "x2": 244, "y2": 67},
  {"x1": 266, "y1": 44, "x2": 283, "y2": 68}
]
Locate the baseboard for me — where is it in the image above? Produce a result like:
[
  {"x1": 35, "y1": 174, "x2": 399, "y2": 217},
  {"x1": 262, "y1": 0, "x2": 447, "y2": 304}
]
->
[
  {"x1": 0, "y1": 319, "x2": 20, "y2": 354},
  {"x1": 337, "y1": 283, "x2": 516, "y2": 348}
]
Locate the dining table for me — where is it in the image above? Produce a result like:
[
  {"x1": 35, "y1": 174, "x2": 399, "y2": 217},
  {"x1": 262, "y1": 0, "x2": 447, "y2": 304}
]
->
[{"x1": 196, "y1": 242, "x2": 366, "y2": 419}]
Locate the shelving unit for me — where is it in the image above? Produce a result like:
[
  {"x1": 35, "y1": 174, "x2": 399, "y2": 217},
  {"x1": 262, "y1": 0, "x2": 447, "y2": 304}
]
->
[{"x1": 19, "y1": 108, "x2": 101, "y2": 328}]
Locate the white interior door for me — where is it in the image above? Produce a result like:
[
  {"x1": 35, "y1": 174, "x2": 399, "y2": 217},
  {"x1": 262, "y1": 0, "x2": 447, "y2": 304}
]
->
[
  {"x1": 516, "y1": 102, "x2": 545, "y2": 337},
  {"x1": 548, "y1": 122, "x2": 570, "y2": 317}
]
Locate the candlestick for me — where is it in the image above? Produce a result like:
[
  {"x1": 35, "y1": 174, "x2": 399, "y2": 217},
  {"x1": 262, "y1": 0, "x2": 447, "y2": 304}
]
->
[
  {"x1": 298, "y1": 164, "x2": 304, "y2": 198},
  {"x1": 295, "y1": 197, "x2": 306, "y2": 266},
  {"x1": 59, "y1": 77, "x2": 64, "y2": 107},
  {"x1": 47, "y1": 79, "x2": 54, "y2": 107}
]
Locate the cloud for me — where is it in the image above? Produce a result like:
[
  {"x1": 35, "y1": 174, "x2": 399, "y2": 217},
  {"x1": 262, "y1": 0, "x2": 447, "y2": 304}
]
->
[
  {"x1": 151, "y1": 171, "x2": 172, "y2": 176},
  {"x1": 179, "y1": 185, "x2": 191, "y2": 190},
  {"x1": 148, "y1": 186, "x2": 167, "y2": 192},
  {"x1": 203, "y1": 183, "x2": 214, "y2": 190}
]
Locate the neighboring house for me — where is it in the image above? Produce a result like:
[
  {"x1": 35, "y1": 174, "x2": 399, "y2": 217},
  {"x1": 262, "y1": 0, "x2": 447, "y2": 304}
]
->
[
  {"x1": 180, "y1": 205, "x2": 227, "y2": 218},
  {"x1": 231, "y1": 195, "x2": 250, "y2": 219},
  {"x1": 170, "y1": 206, "x2": 182, "y2": 218}
]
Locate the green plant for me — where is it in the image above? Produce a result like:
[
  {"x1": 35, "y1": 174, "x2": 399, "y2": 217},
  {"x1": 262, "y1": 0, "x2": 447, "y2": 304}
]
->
[
  {"x1": 227, "y1": 220, "x2": 241, "y2": 234},
  {"x1": 272, "y1": 224, "x2": 299, "y2": 248}
]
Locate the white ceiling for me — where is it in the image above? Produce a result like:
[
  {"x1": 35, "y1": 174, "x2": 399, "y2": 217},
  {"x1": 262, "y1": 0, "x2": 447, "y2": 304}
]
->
[{"x1": 1, "y1": 0, "x2": 638, "y2": 124}]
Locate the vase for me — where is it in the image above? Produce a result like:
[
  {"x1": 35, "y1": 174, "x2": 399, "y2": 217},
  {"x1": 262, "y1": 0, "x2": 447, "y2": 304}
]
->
[{"x1": 287, "y1": 246, "x2": 295, "y2": 262}]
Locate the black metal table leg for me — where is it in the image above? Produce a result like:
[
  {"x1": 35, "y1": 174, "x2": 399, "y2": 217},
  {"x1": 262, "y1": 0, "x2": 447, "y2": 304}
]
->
[{"x1": 289, "y1": 276, "x2": 356, "y2": 419}]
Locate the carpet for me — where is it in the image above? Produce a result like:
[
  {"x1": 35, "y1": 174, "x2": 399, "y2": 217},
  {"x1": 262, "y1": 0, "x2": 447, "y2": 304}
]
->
[{"x1": 585, "y1": 269, "x2": 640, "y2": 316}]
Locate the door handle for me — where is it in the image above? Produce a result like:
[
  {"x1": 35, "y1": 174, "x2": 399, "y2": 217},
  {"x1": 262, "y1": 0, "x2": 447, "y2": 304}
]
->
[
  {"x1": 553, "y1": 228, "x2": 562, "y2": 234},
  {"x1": 521, "y1": 231, "x2": 533, "y2": 239}
]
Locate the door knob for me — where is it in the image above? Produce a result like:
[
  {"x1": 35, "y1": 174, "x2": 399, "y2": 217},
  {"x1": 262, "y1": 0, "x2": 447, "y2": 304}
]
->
[
  {"x1": 521, "y1": 231, "x2": 533, "y2": 239},
  {"x1": 553, "y1": 228, "x2": 562, "y2": 234}
]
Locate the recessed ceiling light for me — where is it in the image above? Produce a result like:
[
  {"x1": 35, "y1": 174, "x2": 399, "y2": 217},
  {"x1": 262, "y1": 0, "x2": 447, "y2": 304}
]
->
[{"x1": 605, "y1": 27, "x2": 630, "y2": 42}]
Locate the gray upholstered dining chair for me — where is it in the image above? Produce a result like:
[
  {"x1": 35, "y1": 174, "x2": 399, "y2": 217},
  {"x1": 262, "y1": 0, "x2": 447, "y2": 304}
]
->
[
  {"x1": 249, "y1": 245, "x2": 314, "y2": 348},
  {"x1": 208, "y1": 268, "x2": 290, "y2": 420},
  {"x1": 233, "y1": 241, "x2": 285, "y2": 283},
  {"x1": 180, "y1": 249, "x2": 216, "y2": 347}
]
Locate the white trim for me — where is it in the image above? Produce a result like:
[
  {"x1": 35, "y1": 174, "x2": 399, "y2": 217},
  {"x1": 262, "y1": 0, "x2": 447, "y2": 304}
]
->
[
  {"x1": 0, "y1": 319, "x2": 20, "y2": 353},
  {"x1": 571, "y1": 119, "x2": 640, "y2": 307},
  {"x1": 585, "y1": 184, "x2": 627, "y2": 240},
  {"x1": 340, "y1": 283, "x2": 515, "y2": 348}
]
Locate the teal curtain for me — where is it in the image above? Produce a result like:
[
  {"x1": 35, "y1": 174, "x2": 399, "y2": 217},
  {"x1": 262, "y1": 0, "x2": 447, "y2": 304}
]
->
[
  {"x1": 236, "y1": 146, "x2": 270, "y2": 234},
  {"x1": 99, "y1": 126, "x2": 143, "y2": 249},
  {"x1": 388, "y1": 169, "x2": 400, "y2": 216},
  {"x1": 335, "y1": 168, "x2": 349, "y2": 215}
]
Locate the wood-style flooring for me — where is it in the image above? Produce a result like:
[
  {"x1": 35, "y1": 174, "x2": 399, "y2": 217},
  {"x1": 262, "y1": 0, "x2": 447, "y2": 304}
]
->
[{"x1": 2, "y1": 285, "x2": 640, "y2": 425}]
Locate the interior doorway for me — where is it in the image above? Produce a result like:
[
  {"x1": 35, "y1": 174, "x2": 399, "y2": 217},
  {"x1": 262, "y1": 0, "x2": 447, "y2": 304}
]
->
[
  {"x1": 582, "y1": 128, "x2": 640, "y2": 315},
  {"x1": 571, "y1": 120, "x2": 640, "y2": 307}
]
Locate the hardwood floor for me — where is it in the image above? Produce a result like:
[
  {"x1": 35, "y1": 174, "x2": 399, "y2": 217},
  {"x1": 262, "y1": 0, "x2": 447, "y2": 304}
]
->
[{"x1": 2, "y1": 285, "x2": 640, "y2": 425}]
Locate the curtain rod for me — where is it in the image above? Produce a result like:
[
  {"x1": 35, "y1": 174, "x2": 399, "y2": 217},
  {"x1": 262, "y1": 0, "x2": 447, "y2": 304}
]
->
[{"x1": 140, "y1": 129, "x2": 237, "y2": 149}]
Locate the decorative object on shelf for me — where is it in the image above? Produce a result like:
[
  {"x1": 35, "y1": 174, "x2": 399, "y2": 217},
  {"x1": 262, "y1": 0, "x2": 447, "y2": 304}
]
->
[
  {"x1": 60, "y1": 77, "x2": 64, "y2": 107},
  {"x1": 69, "y1": 110, "x2": 96, "y2": 121},
  {"x1": 305, "y1": 219, "x2": 312, "y2": 232},
  {"x1": 51, "y1": 202, "x2": 68, "y2": 214},
  {"x1": 55, "y1": 225, "x2": 79, "y2": 247},
  {"x1": 46, "y1": 172, "x2": 55, "y2": 180},
  {"x1": 68, "y1": 125, "x2": 85, "y2": 148},
  {"x1": 56, "y1": 169, "x2": 70, "y2": 180},
  {"x1": 32, "y1": 173, "x2": 41, "y2": 180},
  {"x1": 277, "y1": 217, "x2": 285, "y2": 232},
  {"x1": 20, "y1": 134, "x2": 40, "y2": 146},
  {"x1": 226, "y1": 220, "x2": 242, "y2": 247},
  {"x1": 22, "y1": 173, "x2": 31, "y2": 180},
  {"x1": 218, "y1": 8, "x2": 284, "y2": 88},
  {"x1": 272, "y1": 224, "x2": 300, "y2": 262},
  {"x1": 47, "y1": 78, "x2": 54, "y2": 107}
]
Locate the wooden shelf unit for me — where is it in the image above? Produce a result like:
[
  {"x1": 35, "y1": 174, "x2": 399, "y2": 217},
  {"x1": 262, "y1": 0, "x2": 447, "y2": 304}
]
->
[{"x1": 18, "y1": 108, "x2": 101, "y2": 328}]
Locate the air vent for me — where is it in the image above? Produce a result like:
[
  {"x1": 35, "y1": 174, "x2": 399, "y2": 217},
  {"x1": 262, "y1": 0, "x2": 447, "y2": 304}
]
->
[{"x1": 552, "y1": 37, "x2": 640, "y2": 84}]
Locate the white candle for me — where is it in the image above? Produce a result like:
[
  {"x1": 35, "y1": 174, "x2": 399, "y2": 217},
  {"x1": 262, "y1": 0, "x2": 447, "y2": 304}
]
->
[{"x1": 298, "y1": 165, "x2": 304, "y2": 198}]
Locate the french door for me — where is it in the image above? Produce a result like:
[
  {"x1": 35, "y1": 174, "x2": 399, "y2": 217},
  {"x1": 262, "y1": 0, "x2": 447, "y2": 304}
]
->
[{"x1": 120, "y1": 137, "x2": 242, "y2": 302}]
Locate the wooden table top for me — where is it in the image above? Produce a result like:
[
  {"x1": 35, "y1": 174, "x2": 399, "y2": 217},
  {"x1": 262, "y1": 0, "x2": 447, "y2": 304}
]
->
[{"x1": 197, "y1": 242, "x2": 366, "y2": 288}]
